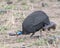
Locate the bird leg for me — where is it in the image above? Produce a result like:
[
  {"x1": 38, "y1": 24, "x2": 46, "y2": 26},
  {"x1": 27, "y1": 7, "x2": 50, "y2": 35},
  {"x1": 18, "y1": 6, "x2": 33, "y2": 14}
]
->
[
  {"x1": 40, "y1": 29, "x2": 42, "y2": 37},
  {"x1": 30, "y1": 32, "x2": 35, "y2": 38}
]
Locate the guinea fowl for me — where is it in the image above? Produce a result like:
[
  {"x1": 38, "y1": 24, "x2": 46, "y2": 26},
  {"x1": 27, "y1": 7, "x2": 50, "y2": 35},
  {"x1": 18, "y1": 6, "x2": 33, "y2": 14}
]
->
[{"x1": 9, "y1": 11, "x2": 56, "y2": 38}]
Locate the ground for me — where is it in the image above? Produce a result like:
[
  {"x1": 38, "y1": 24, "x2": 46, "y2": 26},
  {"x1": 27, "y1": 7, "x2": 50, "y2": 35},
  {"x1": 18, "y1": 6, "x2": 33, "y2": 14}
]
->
[{"x1": 0, "y1": 0, "x2": 60, "y2": 48}]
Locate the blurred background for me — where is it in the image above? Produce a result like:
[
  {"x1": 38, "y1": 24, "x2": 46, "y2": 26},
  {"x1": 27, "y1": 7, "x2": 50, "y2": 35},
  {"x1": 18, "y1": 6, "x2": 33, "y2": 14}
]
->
[{"x1": 0, "y1": 0, "x2": 60, "y2": 48}]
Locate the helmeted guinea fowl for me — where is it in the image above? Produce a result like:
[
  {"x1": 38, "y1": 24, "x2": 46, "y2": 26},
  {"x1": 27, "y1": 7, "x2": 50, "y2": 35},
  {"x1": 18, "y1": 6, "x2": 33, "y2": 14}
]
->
[{"x1": 9, "y1": 11, "x2": 56, "y2": 37}]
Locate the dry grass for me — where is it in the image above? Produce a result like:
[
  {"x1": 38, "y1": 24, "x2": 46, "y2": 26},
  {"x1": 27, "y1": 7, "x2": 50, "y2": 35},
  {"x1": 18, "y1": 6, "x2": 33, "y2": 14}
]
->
[{"x1": 0, "y1": 0, "x2": 60, "y2": 48}]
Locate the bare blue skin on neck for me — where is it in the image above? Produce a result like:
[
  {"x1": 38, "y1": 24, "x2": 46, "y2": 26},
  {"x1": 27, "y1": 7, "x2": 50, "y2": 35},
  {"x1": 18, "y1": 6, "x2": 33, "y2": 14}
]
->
[{"x1": 16, "y1": 31, "x2": 22, "y2": 35}]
